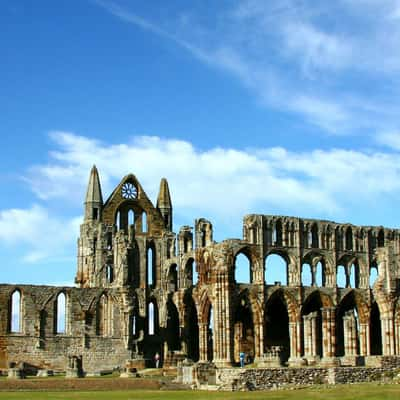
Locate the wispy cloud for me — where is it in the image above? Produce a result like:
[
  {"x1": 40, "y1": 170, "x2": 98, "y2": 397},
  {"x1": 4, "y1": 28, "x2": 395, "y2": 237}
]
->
[{"x1": 94, "y1": 0, "x2": 400, "y2": 136}]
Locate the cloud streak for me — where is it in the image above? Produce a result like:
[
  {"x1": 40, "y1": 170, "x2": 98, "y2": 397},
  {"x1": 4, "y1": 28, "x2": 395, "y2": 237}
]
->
[{"x1": 94, "y1": 0, "x2": 400, "y2": 136}]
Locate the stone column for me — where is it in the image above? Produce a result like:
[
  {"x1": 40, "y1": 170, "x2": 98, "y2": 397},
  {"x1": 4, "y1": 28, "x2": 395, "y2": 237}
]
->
[
  {"x1": 321, "y1": 307, "x2": 338, "y2": 366},
  {"x1": 303, "y1": 312, "x2": 318, "y2": 364},
  {"x1": 359, "y1": 323, "x2": 370, "y2": 356},
  {"x1": 198, "y1": 322, "x2": 208, "y2": 362},
  {"x1": 395, "y1": 319, "x2": 400, "y2": 355},
  {"x1": 343, "y1": 311, "x2": 358, "y2": 356},
  {"x1": 288, "y1": 320, "x2": 305, "y2": 366},
  {"x1": 381, "y1": 317, "x2": 395, "y2": 356},
  {"x1": 213, "y1": 273, "x2": 232, "y2": 366}
]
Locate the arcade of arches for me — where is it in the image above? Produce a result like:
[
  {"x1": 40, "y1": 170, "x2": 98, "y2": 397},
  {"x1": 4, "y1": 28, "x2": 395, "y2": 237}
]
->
[{"x1": 1, "y1": 169, "x2": 400, "y2": 373}]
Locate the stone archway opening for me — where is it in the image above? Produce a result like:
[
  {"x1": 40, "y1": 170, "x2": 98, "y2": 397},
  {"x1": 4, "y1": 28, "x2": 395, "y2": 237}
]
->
[
  {"x1": 264, "y1": 292, "x2": 290, "y2": 364},
  {"x1": 233, "y1": 295, "x2": 255, "y2": 365},
  {"x1": 370, "y1": 302, "x2": 382, "y2": 355},
  {"x1": 184, "y1": 295, "x2": 199, "y2": 362},
  {"x1": 301, "y1": 292, "x2": 323, "y2": 361},
  {"x1": 336, "y1": 292, "x2": 359, "y2": 358}
]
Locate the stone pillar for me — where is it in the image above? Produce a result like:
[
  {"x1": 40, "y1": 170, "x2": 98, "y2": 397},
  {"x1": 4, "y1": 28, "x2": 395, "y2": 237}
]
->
[
  {"x1": 212, "y1": 273, "x2": 232, "y2": 367},
  {"x1": 288, "y1": 320, "x2": 305, "y2": 366},
  {"x1": 303, "y1": 312, "x2": 318, "y2": 364},
  {"x1": 343, "y1": 311, "x2": 358, "y2": 356},
  {"x1": 198, "y1": 322, "x2": 208, "y2": 362},
  {"x1": 321, "y1": 307, "x2": 338, "y2": 366},
  {"x1": 253, "y1": 321, "x2": 263, "y2": 359},
  {"x1": 359, "y1": 322, "x2": 370, "y2": 356},
  {"x1": 395, "y1": 319, "x2": 400, "y2": 355},
  {"x1": 381, "y1": 317, "x2": 395, "y2": 356}
]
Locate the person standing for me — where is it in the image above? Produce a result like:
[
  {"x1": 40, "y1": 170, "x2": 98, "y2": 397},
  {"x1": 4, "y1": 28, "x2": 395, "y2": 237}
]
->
[
  {"x1": 239, "y1": 351, "x2": 245, "y2": 368},
  {"x1": 154, "y1": 352, "x2": 160, "y2": 368}
]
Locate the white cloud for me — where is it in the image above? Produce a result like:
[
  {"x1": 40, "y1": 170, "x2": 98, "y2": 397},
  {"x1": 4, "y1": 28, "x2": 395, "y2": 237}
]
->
[
  {"x1": 0, "y1": 204, "x2": 80, "y2": 264},
  {"x1": 376, "y1": 131, "x2": 400, "y2": 151},
  {"x1": 25, "y1": 132, "x2": 400, "y2": 227}
]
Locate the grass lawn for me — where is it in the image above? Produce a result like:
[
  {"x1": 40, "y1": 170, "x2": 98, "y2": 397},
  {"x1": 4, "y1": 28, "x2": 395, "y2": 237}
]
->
[{"x1": 0, "y1": 383, "x2": 399, "y2": 400}]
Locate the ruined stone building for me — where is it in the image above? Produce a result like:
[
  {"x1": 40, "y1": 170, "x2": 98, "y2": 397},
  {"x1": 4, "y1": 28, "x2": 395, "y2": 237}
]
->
[{"x1": 1, "y1": 166, "x2": 400, "y2": 373}]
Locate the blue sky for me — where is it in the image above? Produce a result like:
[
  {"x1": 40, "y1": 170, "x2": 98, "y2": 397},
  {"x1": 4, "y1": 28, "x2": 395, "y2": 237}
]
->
[{"x1": 1, "y1": 0, "x2": 400, "y2": 285}]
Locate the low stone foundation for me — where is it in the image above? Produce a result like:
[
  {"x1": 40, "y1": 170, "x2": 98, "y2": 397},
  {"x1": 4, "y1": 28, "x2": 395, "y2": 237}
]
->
[{"x1": 178, "y1": 357, "x2": 400, "y2": 391}]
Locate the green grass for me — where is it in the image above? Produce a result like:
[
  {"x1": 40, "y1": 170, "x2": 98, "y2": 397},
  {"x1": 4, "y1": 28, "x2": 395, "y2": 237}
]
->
[{"x1": 0, "y1": 383, "x2": 399, "y2": 400}]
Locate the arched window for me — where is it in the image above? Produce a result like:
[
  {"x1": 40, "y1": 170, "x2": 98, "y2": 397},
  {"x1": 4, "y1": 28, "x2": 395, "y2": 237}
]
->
[
  {"x1": 167, "y1": 264, "x2": 178, "y2": 291},
  {"x1": 55, "y1": 292, "x2": 66, "y2": 334},
  {"x1": 131, "y1": 314, "x2": 136, "y2": 336},
  {"x1": 346, "y1": 227, "x2": 353, "y2": 250},
  {"x1": 301, "y1": 263, "x2": 312, "y2": 286},
  {"x1": 337, "y1": 265, "x2": 347, "y2": 288},
  {"x1": 207, "y1": 305, "x2": 214, "y2": 361},
  {"x1": 147, "y1": 246, "x2": 154, "y2": 286},
  {"x1": 265, "y1": 254, "x2": 287, "y2": 285},
  {"x1": 315, "y1": 261, "x2": 323, "y2": 287},
  {"x1": 349, "y1": 263, "x2": 358, "y2": 288},
  {"x1": 335, "y1": 227, "x2": 343, "y2": 251},
  {"x1": 115, "y1": 211, "x2": 121, "y2": 230},
  {"x1": 128, "y1": 209, "x2": 135, "y2": 226},
  {"x1": 148, "y1": 301, "x2": 156, "y2": 335},
  {"x1": 234, "y1": 252, "x2": 251, "y2": 284},
  {"x1": 369, "y1": 264, "x2": 378, "y2": 288},
  {"x1": 142, "y1": 212, "x2": 147, "y2": 233},
  {"x1": 106, "y1": 265, "x2": 114, "y2": 284},
  {"x1": 193, "y1": 261, "x2": 198, "y2": 285},
  {"x1": 10, "y1": 290, "x2": 21, "y2": 333}
]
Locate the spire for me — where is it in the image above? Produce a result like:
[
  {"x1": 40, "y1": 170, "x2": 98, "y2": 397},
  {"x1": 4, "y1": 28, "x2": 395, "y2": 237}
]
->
[
  {"x1": 157, "y1": 178, "x2": 172, "y2": 230},
  {"x1": 84, "y1": 165, "x2": 103, "y2": 221}
]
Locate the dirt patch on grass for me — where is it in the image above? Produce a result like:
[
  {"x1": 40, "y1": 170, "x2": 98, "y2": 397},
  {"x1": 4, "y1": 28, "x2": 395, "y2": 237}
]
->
[{"x1": 0, "y1": 377, "x2": 164, "y2": 391}]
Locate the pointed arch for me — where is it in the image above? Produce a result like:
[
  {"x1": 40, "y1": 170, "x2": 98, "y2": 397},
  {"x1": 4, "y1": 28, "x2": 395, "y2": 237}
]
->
[
  {"x1": 167, "y1": 264, "x2": 178, "y2": 291},
  {"x1": 128, "y1": 209, "x2": 135, "y2": 226},
  {"x1": 377, "y1": 229, "x2": 385, "y2": 247},
  {"x1": 184, "y1": 294, "x2": 199, "y2": 362},
  {"x1": 148, "y1": 299, "x2": 159, "y2": 336},
  {"x1": 337, "y1": 265, "x2": 347, "y2": 288},
  {"x1": 142, "y1": 212, "x2": 147, "y2": 233},
  {"x1": 166, "y1": 299, "x2": 180, "y2": 351},
  {"x1": 55, "y1": 292, "x2": 66, "y2": 334},
  {"x1": 233, "y1": 294, "x2": 255, "y2": 364},
  {"x1": 96, "y1": 294, "x2": 111, "y2": 336},
  {"x1": 370, "y1": 302, "x2": 382, "y2": 355},
  {"x1": 264, "y1": 290, "x2": 290, "y2": 363},
  {"x1": 265, "y1": 252, "x2": 288, "y2": 285},
  {"x1": 369, "y1": 262, "x2": 379, "y2": 288},
  {"x1": 234, "y1": 251, "x2": 252, "y2": 284},
  {"x1": 147, "y1": 242, "x2": 156, "y2": 287},
  {"x1": 301, "y1": 263, "x2": 312, "y2": 286},
  {"x1": 10, "y1": 290, "x2": 21, "y2": 333}
]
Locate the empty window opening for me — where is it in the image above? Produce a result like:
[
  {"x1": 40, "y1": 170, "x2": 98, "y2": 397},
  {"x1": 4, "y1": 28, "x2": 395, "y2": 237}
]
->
[
  {"x1": 302, "y1": 263, "x2": 312, "y2": 286},
  {"x1": 207, "y1": 305, "x2": 214, "y2": 361},
  {"x1": 131, "y1": 315, "x2": 136, "y2": 336},
  {"x1": 147, "y1": 247, "x2": 154, "y2": 286},
  {"x1": 116, "y1": 211, "x2": 121, "y2": 230},
  {"x1": 10, "y1": 290, "x2": 21, "y2": 333},
  {"x1": 235, "y1": 253, "x2": 251, "y2": 284},
  {"x1": 337, "y1": 265, "x2": 347, "y2": 288},
  {"x1": 148, "y1": 302, "x2": 155, "y2": 335},
  {"x1": 349, "y1": 263, "x2": 358, "y2": 288},
  {"x1": 96, "y1": 295, "x2": 108, "y2": 336},
  {"x1": 369, "y1": 264, "x2": 379, "y2": 288},
  {"x1": 315, "y1": 262, "x2": 323, "y2": 286},
  {"x1": 265, "y1": 254, "x2": 287, "y2": 285},
  {"x1": 142, "y1": 212, "x2": 147, "y2": 233},
  {"x1": 92, "y1": 207, "x2": 99, "y2": 220},
  {"x1": 55, "y1": 292, "x2": 66, "y2": 334},
  {"x1": 128, "y1": 209, "x2": 135, "y2": 226},
  {"x1": 106, "y1": 265, "x2": 114, "y2": 283}
]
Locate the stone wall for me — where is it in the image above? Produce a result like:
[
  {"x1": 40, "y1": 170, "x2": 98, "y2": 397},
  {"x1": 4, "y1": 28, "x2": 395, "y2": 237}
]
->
[{"x1": 186, "y1": 365, "x2": 400, "y2": 390}]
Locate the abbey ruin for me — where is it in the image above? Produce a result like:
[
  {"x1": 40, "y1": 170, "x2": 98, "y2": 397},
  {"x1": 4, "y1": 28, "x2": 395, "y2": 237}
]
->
[{"x1": 1, "y1": 166, "x2": 400, "y2": 381}]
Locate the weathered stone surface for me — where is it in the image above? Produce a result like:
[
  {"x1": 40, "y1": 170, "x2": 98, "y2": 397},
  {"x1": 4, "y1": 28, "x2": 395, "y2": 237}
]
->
[{"x1": 0, "y1": 167, "x2": 400, "y2": 384}]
